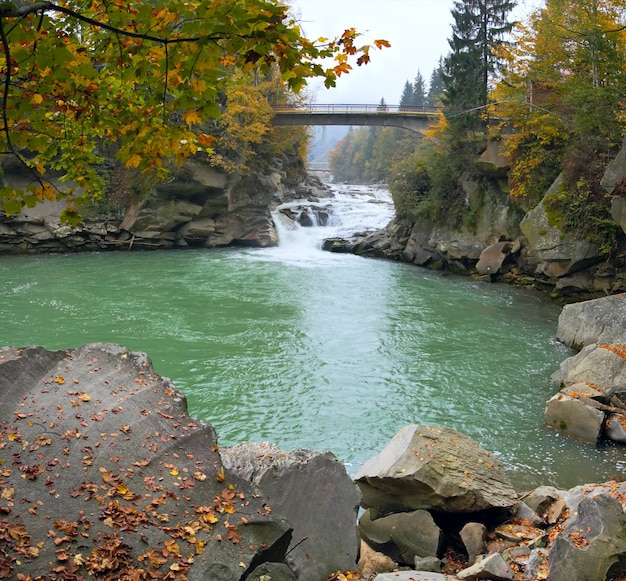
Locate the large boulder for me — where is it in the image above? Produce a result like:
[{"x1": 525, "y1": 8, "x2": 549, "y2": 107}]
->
[
  {"x1": 520, "y1": 178, "x2": 604, "y2": 278},
  {"x1": 544, "y1": 391, "x2": 605, "y2": 443},
  {"x1": 0, "y1": 344, "x2": 292, "y2": 581},
  {"x1": 552, "y1": 343, "x2": 626, "y2": 390},
  {"x1": 354, "y1": 425, "x2": 518, "y2": 514},
  {"x1": 556, "y1": 294, "x2": 626, "y2": 349},
  {"x1": 220, "y1": 442, "x2": 360, "y2": 581},
  {"x1": 548, "y1": 491, "x2": 626, "y2": 581}
]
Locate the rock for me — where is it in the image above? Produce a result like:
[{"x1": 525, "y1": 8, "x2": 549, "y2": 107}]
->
[
  {"x1": 355, "y1": 425, "x2": 518, "y2": 514},
  {"x1": 606, "y1": 413, "x2": 626, "y2": 443},
  {"x1": 178, "y1": 217, "x2": 217, "y2": 238},
  {"x1": 547, "y1": 492, "x2": 626, "y2": 581},
  {"x1": 552, "y1": 343, "x2": 626, "y2": 392},
  {"x1": 457, "y1": 553, "x2": 514, "y2": 580},
  {"x1": 460, "y1": 522, "x2": 487, "y2": 563},
  {"x1": 556, "y1": 294, "x2": 626, "y2": 349},
  {"x1": 358, "y1": 508, "x2": 443, "y2": 565},
  {"x1": 523, "y1": 548, "x2": 549, "y2": 579},
  {"x1": 414, "y1": 555, "x2": 442, "y2": 572},
  {"x1": 247, "y1": 562, "x2": 296, "y2": 581},
  {"x1": 475, "y1": 139, "x2": 511, "y2": 178},
  {"x1": 220, "y1": 442, "x2": 360, "y2": 581},
  {"x1": 358, "y1": 540, "x2": 396, "y2": 576},
  {"x1": 373, "y1": 573, "x2": 458, "y2": 581},
  {"x1": 544, "y1": 391, "x2": 605, "y2": 443},
  {"x1": 0, "y1": 344, "x2": 292, "y2": 581},
  {"x1": 522, "y1": 486, "x2": 565, "y2": 517},
  {"x1": 475, "y1": 241, "x2": 512, "y2": 276},
  {"x1": 520, "y1": 178, "x2": 604, "y2": 278}
]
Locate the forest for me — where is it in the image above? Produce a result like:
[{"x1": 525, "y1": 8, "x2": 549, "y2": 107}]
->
[{"x1": 329, "y1": 0, "x2": 626, "y2": 256}]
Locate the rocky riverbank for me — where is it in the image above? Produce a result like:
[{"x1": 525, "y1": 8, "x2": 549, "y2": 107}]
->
[
  {"x1": 324, "y1": 137, "x2": 626, "y2": 302},
  {"x1": 1, "y1": 293, "x2": 626, "y2": 580},
  {"x1": 0, "y1": 156, "x2": 331, "y2": 255}
]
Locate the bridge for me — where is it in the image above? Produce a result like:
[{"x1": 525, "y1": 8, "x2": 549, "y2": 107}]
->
[{"x1": 272, "y1": 104, "x2": 441, "y2": 134}]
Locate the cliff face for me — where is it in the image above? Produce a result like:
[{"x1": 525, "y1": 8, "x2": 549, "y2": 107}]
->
[
  {"x1": 335, "y1": 139, "x2": 626, "y2": 300},
  {"x1": 0, "y1": 153, "x2": 327, "y2": 254}
]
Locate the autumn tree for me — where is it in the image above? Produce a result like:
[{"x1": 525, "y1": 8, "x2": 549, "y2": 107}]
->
[
  {"x1": 493, "y1": 0, "x2": 626, "y2": 251},
  {"x1": 0, "y1": 0, "x2": 388, "y2": 221}
]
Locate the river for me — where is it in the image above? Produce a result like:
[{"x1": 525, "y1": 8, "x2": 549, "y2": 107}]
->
[{"x1": 1, "y1": 185, "x2": 624, "y2": 491}]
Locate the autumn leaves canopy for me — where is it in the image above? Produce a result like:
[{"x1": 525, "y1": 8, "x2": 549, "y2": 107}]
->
[{"x1": 0, "y1": 0, "x2": 389, "y2": 221}]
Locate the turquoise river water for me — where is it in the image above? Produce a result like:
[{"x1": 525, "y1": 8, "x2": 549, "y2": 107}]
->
[{"x1": 1, "y1": 185, "x2": 625, "y2": 491}]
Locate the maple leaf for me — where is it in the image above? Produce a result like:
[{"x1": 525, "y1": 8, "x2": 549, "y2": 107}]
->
[{"x1": 183, "y1": 109, "x2": 202, "y2": 127}]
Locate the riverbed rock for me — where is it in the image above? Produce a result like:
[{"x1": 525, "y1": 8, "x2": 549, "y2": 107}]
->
[
  {"x1": 354, "y1": 425, "x2": 518, "y2": 514},
  {"x1": 358, "y1": 508, "x2": 443, "y2": 565},
  {"x1": 556, "y1": 293, "x2": 626, "y2": 349},
  {"x1": 475, "y1": 241, "x2": 513, "y2": 276},
  {"x1": 220, "y1": 442, "x2": 360, "y2": 581},
  {"x1": 552, "y1": 343, "x2": 626, "y2": 391},
  {"x1": 544, "y1": 391, "x2": 605, "y2": 443},
  {"x1": 547, "y1": 491, "x2": 626, "y2": 581},
  {"x1": 372, "y1": 573, "x2": 458, "y2": 581},
  {"x1": 0, "y1": 344, "x2": 292, "y2": 581},
  {"x1": 457, "y1": 552, "x2": 515, "y2": 580},
  {"x1": 460, "y1": 522, "x2": 488, "y2": 563}
]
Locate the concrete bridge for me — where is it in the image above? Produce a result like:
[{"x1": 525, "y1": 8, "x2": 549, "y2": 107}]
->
[{"x1": 272, "y1": 104, "x2": 441, "y2": 134}]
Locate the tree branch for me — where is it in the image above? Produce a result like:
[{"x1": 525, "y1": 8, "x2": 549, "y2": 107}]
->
[{"x1": 1, "y1": 2, "x2": 231, "y2": 47}]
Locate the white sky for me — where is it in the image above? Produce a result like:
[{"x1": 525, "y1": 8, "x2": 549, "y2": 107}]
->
[{"x1": 290, "y1": 0, "x2": 545, "y2": 105}]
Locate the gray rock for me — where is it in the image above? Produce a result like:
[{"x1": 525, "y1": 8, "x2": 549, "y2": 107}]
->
[
  {"x1": 373, "y1": 573, "x2": 458, "y2": 581},
  {"x1": 0, "y1": 344, "x2": 292, "y2": 581},
  {"x1": 358, "y1": 508, "x2": 443, "y2": 565},
  {"x1": 247, "y1": 562, "x2": 296, "y2": 581},
  {"x1": 355, "y1": 425, "x2": 518, "y2": 514},
  {"x1": 522, "y1": 486, "x2": 565, "y2": 517},
  {"x1": 414, "y1": 555, "x2": 442, "y2": 572},
  {"x1": 523, "y1": 548, "x2": 549, "y2": 579},
  {"x1": 520, "y1": 179, "x2": 604, "y2": 278},
  {"x1": 457, "y1": 553, "x2": 515, "y2": 580},
  {"x1": 476, "y1": 241, "x2": 512, "y2": 276},
  {"x1": 475, "y1": 139, "x2": 511, "y2": 178},
  {"x1": 544, "y1": 391, "x2": 605, "y2": 443},
  {"x1": 460, "y1": 522, "x2": 487, "y2": 563},
  {"x1": 606, "y1": 413, "x2": 626, "y2": 443},
  {"x1": 221, "y1": 442, "x2": 360, "y2": 581},
  {"x1": 552, "y1": 343, "x2": 626, "y2": 392},
  {"x1": 556, "y1": 294, "x2": 626, "y2": 349},
  {"x1": 548, "y1": 492, "x2": 626, "y2": 581}
]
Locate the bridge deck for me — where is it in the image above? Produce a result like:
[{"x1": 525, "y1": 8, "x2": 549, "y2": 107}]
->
[{"x1": 272, "y1": 104, "x2": 441, "y2": 133}]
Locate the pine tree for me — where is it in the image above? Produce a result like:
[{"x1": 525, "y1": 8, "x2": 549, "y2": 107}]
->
[
  {"x1": 413, "y1": 71, "x2": 428, "y2": 107},
  {"x1": 428, "y1": 58, "x2": 446, "y2": 106},
  {"x1": 399, "y1": 80, "x2": 415, "y2": 109},
  {"x1": 443, "y1": 0, "x2": 516, "y2": 129}
]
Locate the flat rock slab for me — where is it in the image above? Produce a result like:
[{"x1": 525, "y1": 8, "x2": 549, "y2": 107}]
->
[
  {"x1": 0, "y1": 344, "x2": 291, "y2": 581},
  {"x1": 355, "y1": 425, "x2": 518, "y2": 514}
]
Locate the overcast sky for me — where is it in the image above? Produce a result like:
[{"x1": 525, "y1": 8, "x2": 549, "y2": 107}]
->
[{"x1": 290, "y1": 0, "x2": 544, "y2": 105}]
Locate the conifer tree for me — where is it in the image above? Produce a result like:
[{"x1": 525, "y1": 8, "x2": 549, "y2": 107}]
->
[
  {"x1": 413, "y1": 71, "x2": 428, "y2": 107},
  {"x1": 400, "y1": 80, "x2": 415, "y2": 108},
  {"x1": 443, "y1": 0, "x2": 516, "y2": 129},
  {"x1": 428, "y1": 58, "x2": 446, "y2": 106}
]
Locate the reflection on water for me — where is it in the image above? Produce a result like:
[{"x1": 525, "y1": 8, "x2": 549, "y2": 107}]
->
[{"x1": 0, "y1": 186, "x2": 624, "y2": 490}]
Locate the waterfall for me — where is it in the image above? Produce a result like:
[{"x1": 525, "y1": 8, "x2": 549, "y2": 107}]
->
[{"x1": 271, "y1": 185, "x2": 394, "y2": 260}]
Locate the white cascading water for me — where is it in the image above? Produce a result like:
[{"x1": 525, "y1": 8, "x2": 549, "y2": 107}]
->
[{"x1": 267, "y1": 185, "x2": 395, "y2": 265}]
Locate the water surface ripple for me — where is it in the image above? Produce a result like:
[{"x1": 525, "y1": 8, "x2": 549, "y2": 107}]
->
[{"x1": 1, "y1": 186, "x2": 624, "y2": 490}]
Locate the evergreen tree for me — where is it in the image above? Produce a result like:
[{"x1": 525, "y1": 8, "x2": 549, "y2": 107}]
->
[
  {"x1": 413, "y1": 71, "x2": 428, "y2": 107},
  {"x1": 443, "y1": 0, "x2": 516, "y2": 129},
  {"x1": 428, "y1": 58, "x2": 446, "y2": 106},
  {"x1": 399, "y1": 80, "x2": 415, "y2": 108}
]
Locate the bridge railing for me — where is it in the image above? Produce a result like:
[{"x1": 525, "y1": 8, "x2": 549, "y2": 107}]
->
[{"x1": 273, "y1": 104, "x2": 442, "y2": 116}]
